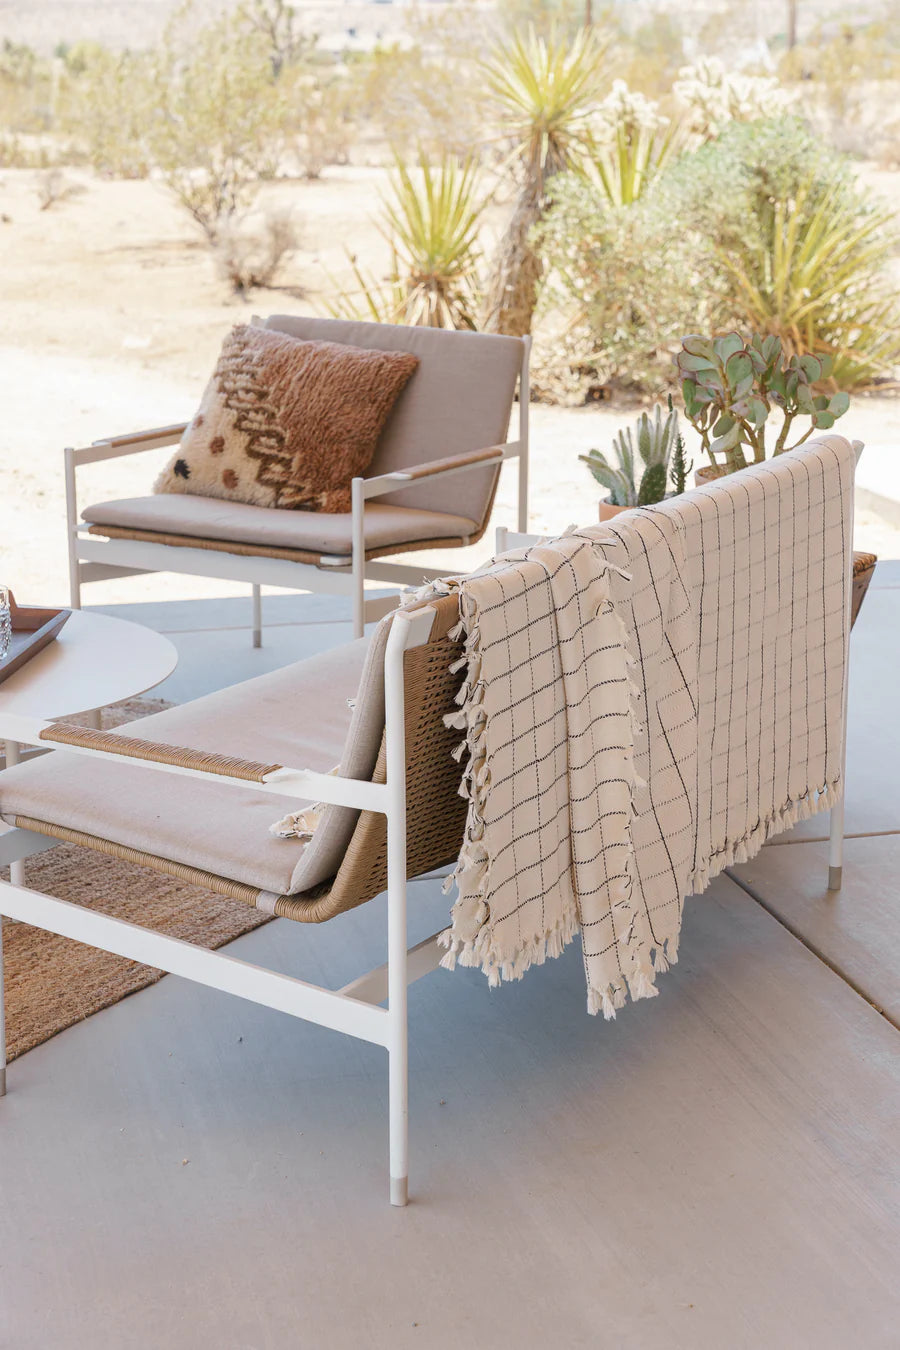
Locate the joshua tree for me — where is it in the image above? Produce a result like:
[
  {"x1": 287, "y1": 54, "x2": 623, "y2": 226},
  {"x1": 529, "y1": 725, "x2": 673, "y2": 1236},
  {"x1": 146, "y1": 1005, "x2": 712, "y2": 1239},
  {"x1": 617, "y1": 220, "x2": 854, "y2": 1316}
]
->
[{"x1": 480, "y1": 24, "x2": 608, "y2": 337}]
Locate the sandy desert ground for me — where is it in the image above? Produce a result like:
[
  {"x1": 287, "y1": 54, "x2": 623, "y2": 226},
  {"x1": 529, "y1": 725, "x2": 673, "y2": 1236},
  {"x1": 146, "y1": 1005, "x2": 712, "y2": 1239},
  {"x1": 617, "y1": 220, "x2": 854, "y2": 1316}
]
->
[{"x1": 1, "y1": 162, "x2": 898, "y2": 613}]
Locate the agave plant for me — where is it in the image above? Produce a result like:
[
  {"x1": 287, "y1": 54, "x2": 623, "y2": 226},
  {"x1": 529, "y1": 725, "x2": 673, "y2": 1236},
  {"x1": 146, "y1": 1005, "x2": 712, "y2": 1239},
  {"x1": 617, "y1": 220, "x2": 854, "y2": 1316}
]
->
[
  {"x1": 676, "y1": 331, "x2": 850, "y2": 474},
  {"x1": 580, "y1": 403, "x2": 679, "y2": 507},
  {"x1": 480, "y1": 23, "x2": 609, "y2": 337},
  {"x1": 329, "y1": 153, "x2": 485, "y2": 329}
]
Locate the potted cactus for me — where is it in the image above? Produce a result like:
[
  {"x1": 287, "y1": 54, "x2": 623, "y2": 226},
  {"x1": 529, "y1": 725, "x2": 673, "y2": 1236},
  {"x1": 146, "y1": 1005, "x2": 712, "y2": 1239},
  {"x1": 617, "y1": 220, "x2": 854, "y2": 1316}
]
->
[
  {"x1": 675, "y1": 332, "x2": 850, "y2": 483},
  {"x1": 581, "y1": 403, "x2": 681, "y2": 520}
]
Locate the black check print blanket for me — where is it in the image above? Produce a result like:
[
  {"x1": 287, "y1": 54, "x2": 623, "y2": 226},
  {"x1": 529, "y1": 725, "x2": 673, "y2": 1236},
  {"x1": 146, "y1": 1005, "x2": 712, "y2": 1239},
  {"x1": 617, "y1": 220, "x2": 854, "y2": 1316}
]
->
[{"x1": 415, "y1": 434, "x2": 855, "y2": 1017}]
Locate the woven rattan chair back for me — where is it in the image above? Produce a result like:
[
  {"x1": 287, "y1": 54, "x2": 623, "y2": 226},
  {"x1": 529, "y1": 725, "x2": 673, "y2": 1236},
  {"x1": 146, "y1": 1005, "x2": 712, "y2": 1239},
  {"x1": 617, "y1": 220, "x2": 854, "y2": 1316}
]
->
[{"x1": 275, "y1": 594, "x2": 466, "y2": 922}]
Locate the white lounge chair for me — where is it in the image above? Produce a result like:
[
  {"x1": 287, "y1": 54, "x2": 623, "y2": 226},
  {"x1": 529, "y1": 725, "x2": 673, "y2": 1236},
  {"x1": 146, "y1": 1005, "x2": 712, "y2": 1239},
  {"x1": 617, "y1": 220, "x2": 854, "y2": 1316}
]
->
[
  {"x1": 66, "y1": 318, "x2": 530, "y2": 640},
  {"x1": 1, "y1": 593, "x2": 464, "y2": 1205}
]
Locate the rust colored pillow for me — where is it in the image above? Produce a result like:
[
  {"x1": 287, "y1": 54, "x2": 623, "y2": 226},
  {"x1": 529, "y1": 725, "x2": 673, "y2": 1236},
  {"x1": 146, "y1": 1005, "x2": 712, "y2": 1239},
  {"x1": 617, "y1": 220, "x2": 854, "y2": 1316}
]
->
[{"x1": 154, "y1": 324, "x2": 418, "y2": 513}]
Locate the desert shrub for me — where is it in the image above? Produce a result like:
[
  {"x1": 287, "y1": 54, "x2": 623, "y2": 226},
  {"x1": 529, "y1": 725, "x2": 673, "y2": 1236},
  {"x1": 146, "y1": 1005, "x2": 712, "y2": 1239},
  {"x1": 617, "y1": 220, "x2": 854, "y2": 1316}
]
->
[
  {"x1": 147, "y1": 12, "x2": 287, "y2": 246},
  {"x1": 215, "y1": 208, "x2": 298, "y2": 292},
  {"x1": 280, "y1": 66, "x2": 357, "y2": 179},
  {"x1": 611, "y1": 11, "x2": 685, "y2": 101},
  {"x1": 238, "y1": 0, "x2": 315, "y2": 79},
  {"x1": 350, "y1": 3, "x2": 494, "y2": 162},
  {"x1": 57, "y1": 43, "x2": 154, "y2": 178},
  {"x1": 331, "y1": 154, "x2": 485, "y2": 329},
  {"x1": 0, "y1": 40, "x2": 57, "y2": 158},
  {"x1": 34, "y1": 167, "x2": 84, "y2": 210},
  {"x1": 534, "y1": 171, "x2": 714, "y2": 396},
  {"x1": 778, "y1": 21, "x2": 900, "y2": 159},
  {"x1": 658, "y1": 117, "x2": 900, "y2": 385}
]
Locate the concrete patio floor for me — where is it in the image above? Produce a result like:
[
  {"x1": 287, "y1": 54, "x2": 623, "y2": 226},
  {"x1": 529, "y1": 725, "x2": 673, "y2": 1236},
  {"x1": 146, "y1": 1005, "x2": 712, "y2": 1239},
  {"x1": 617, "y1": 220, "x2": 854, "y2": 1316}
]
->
[{"x1": 1, "y1": 568, "x2": 898, "y2": 1349}]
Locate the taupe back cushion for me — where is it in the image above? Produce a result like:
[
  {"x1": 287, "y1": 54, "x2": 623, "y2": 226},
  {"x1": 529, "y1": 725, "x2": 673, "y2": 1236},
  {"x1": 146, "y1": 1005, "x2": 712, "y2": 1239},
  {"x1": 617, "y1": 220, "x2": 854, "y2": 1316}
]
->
[{"x1": 265, "y1": 316, "x2": 524, "y2": 528}]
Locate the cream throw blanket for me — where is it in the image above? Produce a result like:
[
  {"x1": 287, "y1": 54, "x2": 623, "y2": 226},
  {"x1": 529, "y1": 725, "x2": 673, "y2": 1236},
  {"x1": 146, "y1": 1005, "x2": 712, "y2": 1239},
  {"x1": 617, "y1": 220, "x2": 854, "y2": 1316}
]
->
[{"x1": 417, "y1": 435, "x2": 856, "y2": 1016}]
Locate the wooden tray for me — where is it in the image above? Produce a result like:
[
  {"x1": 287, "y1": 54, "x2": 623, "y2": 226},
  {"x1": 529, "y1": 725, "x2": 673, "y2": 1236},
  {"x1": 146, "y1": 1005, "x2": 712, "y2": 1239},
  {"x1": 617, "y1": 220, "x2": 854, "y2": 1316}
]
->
[{"x1": 0, "y1": 593, "x2": 71, "y2": 686}]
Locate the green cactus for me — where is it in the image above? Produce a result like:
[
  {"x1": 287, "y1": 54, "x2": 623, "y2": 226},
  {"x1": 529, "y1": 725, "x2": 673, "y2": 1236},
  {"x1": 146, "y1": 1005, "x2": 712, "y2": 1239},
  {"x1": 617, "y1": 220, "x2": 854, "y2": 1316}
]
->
[
  {"x1": 638, "y1": 460, "x2": 668, "y2": 506},
  {"x1": 675, "y1": 331, "x2": 850, "y2": 474},
  {"x1": 668, "y1": 393, "x2": 692, "y2": 495},
  {"x1": 580, "y1": 402, "x2": 679, "y2": 507}
]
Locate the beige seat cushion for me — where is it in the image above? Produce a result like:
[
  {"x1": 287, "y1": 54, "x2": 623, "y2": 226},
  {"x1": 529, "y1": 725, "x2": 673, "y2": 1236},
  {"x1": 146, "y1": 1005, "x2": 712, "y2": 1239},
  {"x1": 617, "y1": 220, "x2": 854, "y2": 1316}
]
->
[
  {"x1": 0, "y1": 625, "x2": 393, "y2": 898},
  {"x1": 155, "y1": 325, "x2": 418, "y2": 514},
  {"x1": 81, "y1": 495, "x2": 480, "y2": 558}
]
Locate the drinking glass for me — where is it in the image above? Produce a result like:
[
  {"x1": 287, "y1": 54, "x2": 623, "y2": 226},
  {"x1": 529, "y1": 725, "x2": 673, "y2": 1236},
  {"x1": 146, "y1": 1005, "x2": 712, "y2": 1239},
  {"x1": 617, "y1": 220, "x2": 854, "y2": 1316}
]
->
[{"x1": 0, "y1": 585, "x2": 10, "y2": 661}]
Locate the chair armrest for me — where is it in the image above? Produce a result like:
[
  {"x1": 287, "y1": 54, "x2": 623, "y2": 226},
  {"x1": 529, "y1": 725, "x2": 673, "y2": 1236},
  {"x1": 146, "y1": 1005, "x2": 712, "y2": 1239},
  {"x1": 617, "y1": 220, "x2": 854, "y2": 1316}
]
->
[
  {"x1": 39, "y1": 724, "x2": 279, "y2": 782},
  {"x1": 360, "y1": 443, "x2": 513, "y2": 500},
  {"x1": 69, "y1": 422, "x2": 190, "y2": 467},
  {"x1": 93, "y1": 422, "x2": 190, "y2": 450},
  {"x1": 10, "y1": 718, "x2": 387, "y2": 812},
  {"x1": 390, "y1": 444, "x2": 507, "y2": 480}
]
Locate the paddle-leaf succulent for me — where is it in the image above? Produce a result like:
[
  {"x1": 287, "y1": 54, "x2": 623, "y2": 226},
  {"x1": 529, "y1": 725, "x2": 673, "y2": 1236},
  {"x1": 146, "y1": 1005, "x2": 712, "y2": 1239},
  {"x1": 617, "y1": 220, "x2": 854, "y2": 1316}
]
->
[{"x1": 676, "y1": 331, "x2": 850, "y2": 473}]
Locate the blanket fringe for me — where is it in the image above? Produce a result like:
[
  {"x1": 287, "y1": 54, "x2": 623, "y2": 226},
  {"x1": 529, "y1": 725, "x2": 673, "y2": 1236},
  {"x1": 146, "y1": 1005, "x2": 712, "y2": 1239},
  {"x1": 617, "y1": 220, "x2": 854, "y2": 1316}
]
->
[
  {"x1": 689, "y1": 778, "x2": 842, "y2": 894},
  {"x1": 437, "y1": 904, "x2": 581, "y2": 987}
]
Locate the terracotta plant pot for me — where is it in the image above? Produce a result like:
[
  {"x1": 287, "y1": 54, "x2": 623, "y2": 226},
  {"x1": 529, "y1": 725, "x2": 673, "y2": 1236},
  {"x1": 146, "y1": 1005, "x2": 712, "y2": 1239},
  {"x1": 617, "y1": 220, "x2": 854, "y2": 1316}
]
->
[
  {"x1": 598, "y1": 497, "x2": 630, "y2": 522},
  {"x1": 694, "y1": 464, "x2": 728, "y2": 487}
]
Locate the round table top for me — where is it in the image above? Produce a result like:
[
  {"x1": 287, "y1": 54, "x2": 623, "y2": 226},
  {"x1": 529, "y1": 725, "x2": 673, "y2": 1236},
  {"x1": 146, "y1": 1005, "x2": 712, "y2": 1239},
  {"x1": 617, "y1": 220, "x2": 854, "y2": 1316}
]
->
[{"x1": 0, "y1": 610, "x2": 177, "y2": 721}]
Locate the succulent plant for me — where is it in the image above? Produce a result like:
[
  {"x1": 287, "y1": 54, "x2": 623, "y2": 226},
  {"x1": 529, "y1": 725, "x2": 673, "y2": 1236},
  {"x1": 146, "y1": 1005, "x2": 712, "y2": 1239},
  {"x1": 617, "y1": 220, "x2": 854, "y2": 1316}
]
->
[
  {"x1": 581, "y1": 402, "x2": 679, "y2": 507},
  {"x1": 668, "y1": 392, "x2": 692, "y2": 495},
  {"x1": 676, "y1": 331, "x2": 850, "y2": 474}
]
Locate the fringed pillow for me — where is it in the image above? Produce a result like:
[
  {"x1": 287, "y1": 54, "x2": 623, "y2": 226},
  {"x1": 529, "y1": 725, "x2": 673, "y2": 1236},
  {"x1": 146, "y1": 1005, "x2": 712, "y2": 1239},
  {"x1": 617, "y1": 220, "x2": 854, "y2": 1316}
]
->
[{"x1": 155, "y1": 324, "x2": 419, "y2": 513}]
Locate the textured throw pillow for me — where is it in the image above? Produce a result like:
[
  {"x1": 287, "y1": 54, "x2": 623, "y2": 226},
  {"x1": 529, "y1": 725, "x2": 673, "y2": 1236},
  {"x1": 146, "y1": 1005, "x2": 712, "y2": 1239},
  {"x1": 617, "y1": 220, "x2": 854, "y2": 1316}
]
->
[{"x1": 154, "y1": 324, "x2": 419, "y2": 513}]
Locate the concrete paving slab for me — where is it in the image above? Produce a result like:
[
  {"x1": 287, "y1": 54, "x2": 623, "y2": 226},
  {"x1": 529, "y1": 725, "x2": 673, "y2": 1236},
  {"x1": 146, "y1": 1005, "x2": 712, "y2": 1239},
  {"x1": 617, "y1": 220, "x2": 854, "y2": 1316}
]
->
[
  {"x1": 1, "y1": 875, "x2": 898, "y2": 1350},
  {"x1": 732, "y1": 833, "x2": 900, "y2": 1025},
  {"x1": 772, "y1": 583, "x2": 900, "y2": 841}
]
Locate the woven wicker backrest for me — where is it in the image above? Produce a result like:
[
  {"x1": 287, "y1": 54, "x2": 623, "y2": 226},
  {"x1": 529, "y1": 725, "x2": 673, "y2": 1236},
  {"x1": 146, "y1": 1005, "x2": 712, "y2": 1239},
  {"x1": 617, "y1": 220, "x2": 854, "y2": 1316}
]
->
[{"x1": 276, "y1": 595, "x2": 466, "y2": 923}]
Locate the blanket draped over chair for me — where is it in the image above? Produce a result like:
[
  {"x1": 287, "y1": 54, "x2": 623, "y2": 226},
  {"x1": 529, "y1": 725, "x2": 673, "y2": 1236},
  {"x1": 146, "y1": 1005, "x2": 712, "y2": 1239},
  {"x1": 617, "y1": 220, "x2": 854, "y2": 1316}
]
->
[{"x1": 413, "y1": 435, "x2": 855, "y2": 1016}]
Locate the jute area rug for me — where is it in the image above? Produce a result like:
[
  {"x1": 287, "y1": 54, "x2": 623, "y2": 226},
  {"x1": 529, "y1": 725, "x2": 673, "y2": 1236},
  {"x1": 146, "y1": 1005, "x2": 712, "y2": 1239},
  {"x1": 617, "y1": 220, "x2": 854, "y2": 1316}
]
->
[{"x1": 2, "y1": 698, "x2": 271, "y2": 1062}]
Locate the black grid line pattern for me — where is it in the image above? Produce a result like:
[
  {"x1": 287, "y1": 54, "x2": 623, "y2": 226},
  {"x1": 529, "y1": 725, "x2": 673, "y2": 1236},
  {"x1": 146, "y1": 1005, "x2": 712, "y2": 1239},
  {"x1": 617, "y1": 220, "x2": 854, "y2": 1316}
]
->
[
  {"x1": 429, "y1": 433, "x2": 854, "y2": 1019},
  {"x1": 435, "y1": 533, "x2": 648, "y2": 1016},
  {"x1": 578, "y1": 432, "x2": 853, "y2": 956}
]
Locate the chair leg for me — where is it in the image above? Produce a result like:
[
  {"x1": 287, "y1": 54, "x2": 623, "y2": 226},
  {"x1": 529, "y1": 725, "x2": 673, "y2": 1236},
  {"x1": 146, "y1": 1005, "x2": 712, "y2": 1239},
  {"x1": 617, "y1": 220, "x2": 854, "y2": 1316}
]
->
[
  {"x1": 384, "y1": 614, "x2": 409, "y2": 1204},
  {"x1": 387, "y1": 858, "x2": 409, "y2": 1206},
  {"x1": 3, "y1": 742, "x2": 24, "y2": 889},
  {"x1": 251, "y1": 585, "x2": 262, "y2": 649},
  {"x1": 828, "y1": 792, "x2": 844, "y2": 891}
]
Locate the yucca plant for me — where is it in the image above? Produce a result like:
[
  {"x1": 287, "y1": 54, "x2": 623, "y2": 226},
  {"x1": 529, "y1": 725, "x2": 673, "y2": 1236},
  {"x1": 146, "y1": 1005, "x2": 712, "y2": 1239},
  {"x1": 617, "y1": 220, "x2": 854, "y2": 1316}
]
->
[
  {"x1": 329, "y1": 153, "x2": 485, "y2": 329},
  {"x1": 718, "y1": 176, "x2": 900, "y2": 387},
  {"x1": 481, "y1": 23, "x2": 610, "y2": 337},
  {"x1": 585, "y1": 81, "x2": 682, "y2": 209},
  {"x1": 580, "y1": 403, "x2": 679, "y2": 507}
]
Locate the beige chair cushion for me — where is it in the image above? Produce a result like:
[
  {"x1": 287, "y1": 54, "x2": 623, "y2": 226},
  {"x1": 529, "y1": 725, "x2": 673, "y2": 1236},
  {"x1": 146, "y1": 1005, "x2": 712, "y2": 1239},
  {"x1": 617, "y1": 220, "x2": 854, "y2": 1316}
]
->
[
  {"x1": 0, "y1": 622, "x2": 396, "y2": 897},
  {"x1": 81, "y1": 495, "x2": 480, "y2": 557},
  {"x1": 155, "y1": 325, "x2": 418, "y2": 514},
  {"x1": 265, "y1": 316, "x2": 524, "y2": 529}
]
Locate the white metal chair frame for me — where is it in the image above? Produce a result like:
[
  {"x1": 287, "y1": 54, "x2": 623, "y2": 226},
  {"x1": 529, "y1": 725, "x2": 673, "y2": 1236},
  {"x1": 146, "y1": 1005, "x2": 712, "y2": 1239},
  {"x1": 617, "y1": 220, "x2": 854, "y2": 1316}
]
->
[
  {"x1": 65, "y1": 342, "x2": 531, "y2": 642},
  {"x1": 0, "y1": 603, "x2": 442, "y2": 1207}
]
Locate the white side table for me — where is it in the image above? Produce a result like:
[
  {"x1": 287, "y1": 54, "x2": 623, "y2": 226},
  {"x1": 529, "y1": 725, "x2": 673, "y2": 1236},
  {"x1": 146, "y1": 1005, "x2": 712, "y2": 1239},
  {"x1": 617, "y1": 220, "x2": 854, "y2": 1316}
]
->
[{"x1": 0, "y1": 611, "x2": 177, "y2": 884}]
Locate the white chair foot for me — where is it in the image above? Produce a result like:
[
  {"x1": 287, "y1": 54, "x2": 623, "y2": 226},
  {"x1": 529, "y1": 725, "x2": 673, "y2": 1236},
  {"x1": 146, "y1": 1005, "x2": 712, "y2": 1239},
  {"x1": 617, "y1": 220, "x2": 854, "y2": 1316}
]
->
[
  {"x1": 828, "y1": 865, "x2": 842, "y2": 892},
  {"x1": 251, "y1": 585, "x2": 262, "y2": 649},
  {"x1": 390, "y1": 1175, "x2": 408, "y2": 1207}
]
